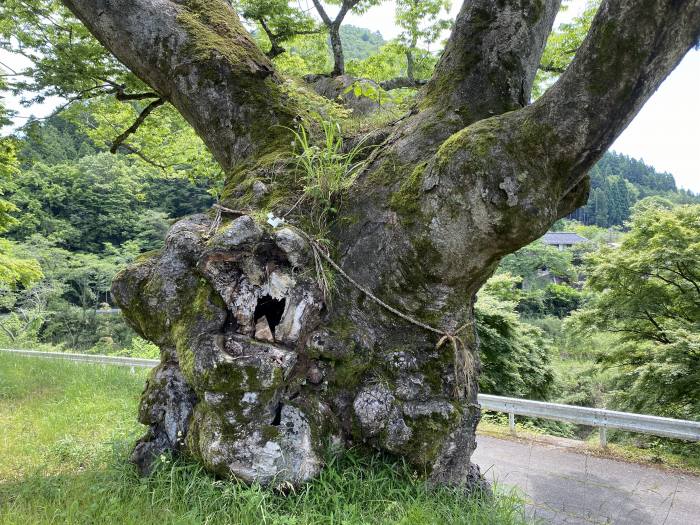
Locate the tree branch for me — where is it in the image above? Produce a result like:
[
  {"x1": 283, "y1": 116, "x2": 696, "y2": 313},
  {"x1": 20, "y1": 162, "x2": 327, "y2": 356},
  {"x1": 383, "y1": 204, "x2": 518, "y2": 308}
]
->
[
  {"x1": 115, "y1": 143, "x2": 169, "y2": 170},
  {"x1": 61, "y1": 0, "x2": 297, "y2": 173},
  {"x1": 422, "y1": 0, "x2": 561, "y2": 124},
  {"x1": 423, "y1": 0, "x2": 700, "y2": 265},
  {"x1": 258, "y1": 18, "x2": 286, "y2": 59},
  {"x1": 114, "y1": 89, "x2": 161, "y2": 102},
  {"x1": 258, "y1": 18, "x2": 321, "y2": 59},
  {"x1": 534, "y1": 0, "x2": 700, "y2": 199},
  {"x1": 642, "y1": 309, "x2": 671, "y2": 344},
  {"x1": 538, "y1": 63, "x2": 567, "y2": 74},
  {"x1": 310, "y1": 0, "x2": 332, "y2": 27},
  {"x1": 334, "y1": 0, "x2": 360, "y2": 27},
  {"x1": 109, "y1": 97, "x2": 165, "y2": 154},
  {"x1": 311, "y1": 0, "x2": 360, "y2": 75}
]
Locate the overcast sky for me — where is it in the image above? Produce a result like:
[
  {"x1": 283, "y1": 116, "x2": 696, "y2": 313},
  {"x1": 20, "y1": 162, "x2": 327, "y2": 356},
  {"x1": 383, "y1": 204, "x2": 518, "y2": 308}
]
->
[{"x1": 1, "y1": 0, "x2": 698, "y2": 191}]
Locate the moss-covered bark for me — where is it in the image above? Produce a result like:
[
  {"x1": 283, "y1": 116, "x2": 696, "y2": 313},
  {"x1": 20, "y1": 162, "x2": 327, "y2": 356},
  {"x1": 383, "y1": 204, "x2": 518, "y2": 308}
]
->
[{"x1": 66, "y1": 0, "x2": 700, "y2": 492}]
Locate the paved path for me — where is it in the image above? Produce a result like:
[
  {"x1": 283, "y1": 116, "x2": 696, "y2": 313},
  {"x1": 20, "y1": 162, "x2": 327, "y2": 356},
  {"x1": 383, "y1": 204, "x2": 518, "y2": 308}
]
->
[{"x1": 473, "y1": 434, "x2": 700, "y2": 524}]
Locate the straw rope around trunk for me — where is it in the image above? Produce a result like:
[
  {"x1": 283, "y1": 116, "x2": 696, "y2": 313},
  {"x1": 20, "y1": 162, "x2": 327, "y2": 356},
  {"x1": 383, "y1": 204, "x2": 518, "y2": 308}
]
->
[{"x1": 212, "y1": 204, "x2": 475, "y2": 399}]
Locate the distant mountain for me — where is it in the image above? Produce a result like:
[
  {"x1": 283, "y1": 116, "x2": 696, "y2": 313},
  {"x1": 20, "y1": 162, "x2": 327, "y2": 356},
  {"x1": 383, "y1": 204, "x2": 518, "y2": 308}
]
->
[
  {"x1": 569, "y1": 151, "x2": 699, "y2": 227},
  {"x1": 340, "y1": 25, "x2": 385, "y2": 61}
]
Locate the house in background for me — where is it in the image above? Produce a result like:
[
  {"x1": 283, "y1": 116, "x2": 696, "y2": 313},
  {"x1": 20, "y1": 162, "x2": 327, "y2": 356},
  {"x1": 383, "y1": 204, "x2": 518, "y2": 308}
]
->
[{"x1": 542, "y1": 232, "x2": 589, "y2": 251}]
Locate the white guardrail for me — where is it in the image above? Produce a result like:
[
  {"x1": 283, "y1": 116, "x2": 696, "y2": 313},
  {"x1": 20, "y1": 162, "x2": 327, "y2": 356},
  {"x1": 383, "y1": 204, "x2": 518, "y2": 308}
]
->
[
  {"x1": 1, "y1": 348, "x2": 158, "y2": 369},
  {"x1": 479, "y1": 394, "x2": 700, "y2": 446},
  {"x1": 3, "y1": 348, "x2": 699, "y2": 447}
]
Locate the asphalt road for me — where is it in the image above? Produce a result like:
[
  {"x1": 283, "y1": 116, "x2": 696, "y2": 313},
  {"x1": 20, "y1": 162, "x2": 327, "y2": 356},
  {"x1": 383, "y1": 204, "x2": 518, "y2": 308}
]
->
[{"x1": 473, "y1": 434, "x2": 700, "y2": 524}]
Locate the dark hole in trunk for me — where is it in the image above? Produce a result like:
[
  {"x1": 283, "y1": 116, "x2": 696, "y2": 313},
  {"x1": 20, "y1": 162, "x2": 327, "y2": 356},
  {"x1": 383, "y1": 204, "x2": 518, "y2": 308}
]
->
[
  {"x1": 254, "y1": 295, "x2": 286, "y2": 333},
  {"x1": 223, "y1": 308, "x2": 237, "y2": 334},
  {"x1": 271, "y1": 402, "x2": 283, "y2": 426}
]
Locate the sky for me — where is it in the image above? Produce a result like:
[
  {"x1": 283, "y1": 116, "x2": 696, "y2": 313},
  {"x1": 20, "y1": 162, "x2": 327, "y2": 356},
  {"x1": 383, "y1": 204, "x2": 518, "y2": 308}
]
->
[{"x1": 1, "y1": 0, "x2": 698, "y2": 191}]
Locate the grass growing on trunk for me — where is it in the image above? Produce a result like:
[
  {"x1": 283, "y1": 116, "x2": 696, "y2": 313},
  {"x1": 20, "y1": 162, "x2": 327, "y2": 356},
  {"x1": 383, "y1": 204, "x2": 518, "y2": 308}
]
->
[
  {"x1": 288, "y1": 115, "x2": 370, "y2": 236},
  {"x1": 0, "y1": 353, "x2": 530, "y2": 524}
]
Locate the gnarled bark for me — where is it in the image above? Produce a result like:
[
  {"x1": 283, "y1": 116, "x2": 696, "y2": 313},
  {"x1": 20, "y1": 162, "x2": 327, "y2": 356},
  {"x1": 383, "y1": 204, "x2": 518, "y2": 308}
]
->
[{"x1": 63, "y1": 0, "x2": 700, "y2": 490}]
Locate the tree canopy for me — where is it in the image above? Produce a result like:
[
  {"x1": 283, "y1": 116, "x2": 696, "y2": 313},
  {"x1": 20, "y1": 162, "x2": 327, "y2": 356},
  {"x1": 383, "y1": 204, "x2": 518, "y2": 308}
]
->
[{"x1": 569, "y1": 202, "x2": 700, "y2": 418}]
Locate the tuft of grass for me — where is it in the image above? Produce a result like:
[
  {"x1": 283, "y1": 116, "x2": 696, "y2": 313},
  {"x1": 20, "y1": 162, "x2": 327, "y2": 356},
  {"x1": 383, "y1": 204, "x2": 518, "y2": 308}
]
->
[
  {"x1": 0, "y1": 354, "x2": 530, "y2": 524},
  {"x1": 287, "y1": 115, "x2": 370, "y2": 237}
]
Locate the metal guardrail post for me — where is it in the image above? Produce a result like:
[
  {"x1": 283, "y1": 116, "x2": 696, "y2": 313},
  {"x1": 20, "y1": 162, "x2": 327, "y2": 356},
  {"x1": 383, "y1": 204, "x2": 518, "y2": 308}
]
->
[
  {"x1": 508, "y1": 412, "x2": 516, "y2": 434},
  {"x1": 600, "y1": 427, "x2": 607, "y2": 448},
  {"x1": 478, "y1": 393, "x2": 700, "y2": 443}
]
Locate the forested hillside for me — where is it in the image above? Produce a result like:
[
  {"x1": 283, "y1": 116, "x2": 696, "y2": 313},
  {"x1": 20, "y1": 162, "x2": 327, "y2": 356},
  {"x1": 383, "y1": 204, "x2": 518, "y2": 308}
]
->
[
  {"x1": 0, "y1": 114, "x2": 213, "y2": 352},
  {"x1": 569, "y1": 151, "x2": 699, "y2": 227},
  {"x1": 11, "y1": 116, "x2": 214, "y2": 252},
  {"x1": 340, "y1": 25, "x2": 385, "y2": 60}
]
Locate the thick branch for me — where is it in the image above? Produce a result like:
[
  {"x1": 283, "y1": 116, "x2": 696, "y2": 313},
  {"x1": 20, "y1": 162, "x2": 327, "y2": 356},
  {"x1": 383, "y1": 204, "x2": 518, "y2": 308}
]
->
[
  {"x1": 422, "y1": 0, "x2": 560, "y2": 124},
  {"x1": 114, "y1": 90, "x2": 161, "y2": 102},
  {"x1": 61, "y1": 0, "x2": 297, "y2": 173},
  {"x1": 393, "y1": 0, "x2": 700, "y2": 286},
  {"x1": 533, "y1": 0, "x2": 700, "y2": 202},
  {"x1": 109, "y1": 97, "x2": 165, "y2": 154}
]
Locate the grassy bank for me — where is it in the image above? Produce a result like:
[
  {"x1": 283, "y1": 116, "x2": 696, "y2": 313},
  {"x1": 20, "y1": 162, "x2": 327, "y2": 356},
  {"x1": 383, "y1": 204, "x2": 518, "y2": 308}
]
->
[{"x1": 0, "y1": 354, "x2": 529, "y2": 524}]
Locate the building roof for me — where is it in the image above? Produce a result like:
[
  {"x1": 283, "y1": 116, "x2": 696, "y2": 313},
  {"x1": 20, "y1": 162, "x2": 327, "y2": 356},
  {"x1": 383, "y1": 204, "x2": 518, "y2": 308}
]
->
[{"x1": 542, "y1": 232, "x2": 589, "y2": 245}]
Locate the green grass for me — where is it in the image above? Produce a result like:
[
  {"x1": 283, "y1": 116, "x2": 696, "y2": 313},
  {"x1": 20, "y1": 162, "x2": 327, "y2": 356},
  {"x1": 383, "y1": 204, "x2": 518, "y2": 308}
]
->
[
  {"x1": 0, "y1": 353, "x2": 147, "y2": 482},
  {"x1": 0, "y1": 354, "x2": 530, "y2": 524}
]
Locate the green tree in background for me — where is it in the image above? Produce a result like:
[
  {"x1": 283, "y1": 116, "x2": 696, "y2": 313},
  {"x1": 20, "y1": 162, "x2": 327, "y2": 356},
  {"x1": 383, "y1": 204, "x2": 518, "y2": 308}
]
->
[
  {"x1": 570, "y1": 202, "x2": 700, "y2": 419},
  {"x1": 499, "y1": 241, "x2": 577, "y2": 290},
  {"x1": 0, "y1": 136, "x2": 43, "y2": 288},
  {"x1": 237, "y1": 0, "x2": 320, "y2": 58},
  {"x1": 535, "y1": 1, "x2": 599, "y2": 96},
  {"x1": 311, "y1": 0, "x2": 383, "y2": 76},
  {"x1": 476, "y1": 277, "x2": 555, "y2": 400},
  {"x1": 395, "y1": 0, "x2": 451, "y2": 81}
]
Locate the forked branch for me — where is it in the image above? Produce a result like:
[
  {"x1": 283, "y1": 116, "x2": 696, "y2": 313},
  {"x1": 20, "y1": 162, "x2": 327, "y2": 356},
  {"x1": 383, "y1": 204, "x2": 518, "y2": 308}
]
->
[{"x1": 420, "y1": 0, "x2": 700, "y2": 268}]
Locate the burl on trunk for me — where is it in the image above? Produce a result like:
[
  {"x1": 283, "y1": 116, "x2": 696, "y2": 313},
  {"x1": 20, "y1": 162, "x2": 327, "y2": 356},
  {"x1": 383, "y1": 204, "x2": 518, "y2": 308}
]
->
[{"x1": 63, "y1": 0, "x2": 700, "y2": 489}]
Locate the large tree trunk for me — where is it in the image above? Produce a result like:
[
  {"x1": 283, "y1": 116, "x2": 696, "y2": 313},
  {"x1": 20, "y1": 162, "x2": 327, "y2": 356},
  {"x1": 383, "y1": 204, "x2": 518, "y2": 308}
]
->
[{"x1": 63, "y1": 0, "x2": 700, "y2": 489}]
